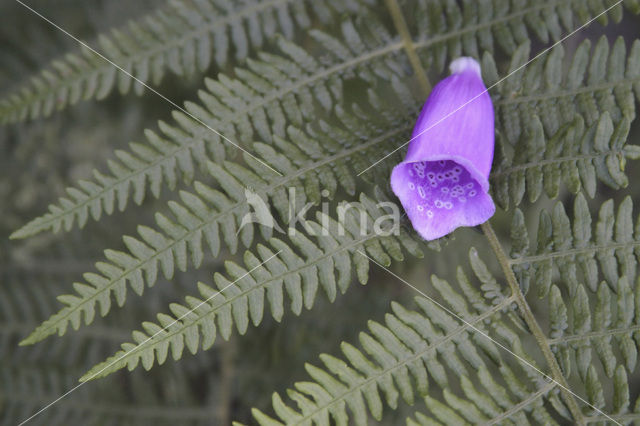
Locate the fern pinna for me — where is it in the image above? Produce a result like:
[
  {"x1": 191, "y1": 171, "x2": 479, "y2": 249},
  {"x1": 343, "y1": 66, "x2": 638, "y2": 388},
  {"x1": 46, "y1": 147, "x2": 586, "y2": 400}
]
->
[{"x1": 5, "y1": 0, "x2": 640, "y2": 425}]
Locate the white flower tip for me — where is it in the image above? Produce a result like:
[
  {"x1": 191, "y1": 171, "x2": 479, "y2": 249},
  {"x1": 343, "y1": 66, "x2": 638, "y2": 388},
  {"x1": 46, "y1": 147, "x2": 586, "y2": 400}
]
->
[{"x1": 449, "y1": 57, "x2": 481, "y2": 78}]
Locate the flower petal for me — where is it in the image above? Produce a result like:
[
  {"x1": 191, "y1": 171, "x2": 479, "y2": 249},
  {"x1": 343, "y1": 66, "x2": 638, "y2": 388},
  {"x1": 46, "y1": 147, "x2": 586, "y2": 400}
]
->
[
  {"x1": 391, "y1": 57, "x2": 496, "y2": 240},
  {"x1": 391, "y1": 159, "x2": 495, "y2": 240},
  {"x1": 405, "y1": 57, "x2": 494, "y2": 185}
]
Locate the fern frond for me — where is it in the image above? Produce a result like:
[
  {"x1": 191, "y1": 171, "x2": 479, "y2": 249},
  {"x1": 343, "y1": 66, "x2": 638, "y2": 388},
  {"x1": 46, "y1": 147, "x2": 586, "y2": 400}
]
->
[
  {"x1": 20, "y1": 36, "x2": 640, "y2": 345},
  {"x1": 80, "y1": 193, "x2": 424, "y2": 380},
  {"x1": 1, "y1": 274, "x2": 222, "y2": 425},
  {"x1": 0, "y1": 0, "x2": 364, "y2": 124},
  {"x1": 494, "y1": 37, "x2": 639, "y2": 135},
  {"x1": 407, "y1": 0, "x2": 638, "y2": 72},
  {"x1": 13, "y1": 0, "x2": 626, "y2": 239},
  {"x1": 18, "y1": 87, "x2": 420, "y2": 345},
  {"x1": 548, "y1": 278, "x2": 638, "y2": 395},
  {"x1": 9, "y1": 16, "x2": 407, "y2": 239},
  {"x1": 510, "y1": 193, "x2": 640, "y2": 297},
  {"x1": 248, "y1": 250, "x2": 570, "y2": 425},
  {"x1": 405, "y1": 381, "x2": 557, "y2": 426},
  {"x1": 490, "y1": 37, "x2": 640, "y2": 209},
  {"x1": 509, "y1": 195, "x2": 640, "y2": 421},
  {"x1": 407, "y1": 383, "x2": 558, "y2": 426},
  {"x1": 0, "y1": 279, "x2": 131, "y2": 377},
  {"x1": 492, "y1": 111, "x2": 638, "y2": 209}
]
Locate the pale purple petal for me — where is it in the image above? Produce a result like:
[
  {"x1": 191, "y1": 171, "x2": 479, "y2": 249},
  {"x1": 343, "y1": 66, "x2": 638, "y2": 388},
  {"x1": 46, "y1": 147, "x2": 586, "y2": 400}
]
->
[{"x1": 391, "y1": 57, "x2": 496, "y2": 240}]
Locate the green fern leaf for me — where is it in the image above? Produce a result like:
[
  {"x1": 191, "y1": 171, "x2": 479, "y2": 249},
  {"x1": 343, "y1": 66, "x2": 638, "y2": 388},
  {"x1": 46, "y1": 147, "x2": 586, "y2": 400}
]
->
[
  {"x1": 80, "y1": 193, "x2": 424, "y2": 380},
  {"x1": 19, "y1": 35, "x2": 640, "y2": 348},
  {"x1": 0, "y1": 275, "x2": 221, "y2": 425},
  {"x1": 8, "y1": 1, "x2": 640, "y2": 424},
  {"x1": 9, "y1": 17, "x2": 405, "y2": 239},
  {"x1": 510, "y1": 195, "x2": 640, "y2": 421},
  {"x1": 510, "y1": 194, "x2": 640, "y2": 297},
  {"x1": 14, "y1": 0, "x2": 632, "y2": 239},
  {"x1": 18, "y1": 88, "x2": 420, "y2": 345},
  {"x1": 249, "y1": 250, "x2": 568, "y2": 425},
  {"x1": 406, "y1": 0, "x2": 634, "y2": 73},
  {"x1": 491, "y1": 37, "x2": 640, "y2": 209}
]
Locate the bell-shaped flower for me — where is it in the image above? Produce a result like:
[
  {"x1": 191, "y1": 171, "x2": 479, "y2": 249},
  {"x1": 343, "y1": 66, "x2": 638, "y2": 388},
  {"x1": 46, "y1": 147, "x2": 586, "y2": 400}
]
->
[{"x1": 391, "y1": 57, "x2": 495, "y2": 240}]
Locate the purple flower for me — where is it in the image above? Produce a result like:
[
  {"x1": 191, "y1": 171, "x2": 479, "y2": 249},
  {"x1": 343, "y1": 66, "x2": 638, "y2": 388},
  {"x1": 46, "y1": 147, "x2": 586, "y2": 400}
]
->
[{"x1": 391, "y1": 57, "x2": 495, "y2": 240}]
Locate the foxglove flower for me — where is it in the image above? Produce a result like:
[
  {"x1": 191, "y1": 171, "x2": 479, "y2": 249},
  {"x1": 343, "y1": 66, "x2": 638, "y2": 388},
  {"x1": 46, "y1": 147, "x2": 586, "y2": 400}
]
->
[{"x1": 391, "y1": 57, "x2": 495, "y2": 240}]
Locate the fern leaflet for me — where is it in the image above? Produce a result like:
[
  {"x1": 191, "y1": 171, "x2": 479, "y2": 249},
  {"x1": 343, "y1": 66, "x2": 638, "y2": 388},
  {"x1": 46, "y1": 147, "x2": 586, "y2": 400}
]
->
[{"x1": 81, "y1": 194, "x2": 424, "y2": 380}]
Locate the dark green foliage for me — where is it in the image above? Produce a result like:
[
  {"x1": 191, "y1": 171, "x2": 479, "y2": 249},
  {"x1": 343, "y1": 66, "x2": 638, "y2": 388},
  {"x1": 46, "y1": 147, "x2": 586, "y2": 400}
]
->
[
  {"x1": 510, "y1": 194, "x2": 639, "y2": 297},
  {"x1": 510, "y1": 195, "x2": 640, "y2": 420},
  {"x1": 0, "y1": 0, "x2": 368, "y2": 124},
  {"x1": 5, "y1": 0, "x2": 640, "y2": 424},
  {"x1": 10, "y1": 17, "x2": 411, "y2": 239},
  {"x1": 250, "y1": 251, "x2": 564, "y2": 425},
  {"x1": 491, "y1": 37, "x2": 640, "y2": 209},
  {"x1": 81, "y1": 197, "x2": 424, "y2": 381}
]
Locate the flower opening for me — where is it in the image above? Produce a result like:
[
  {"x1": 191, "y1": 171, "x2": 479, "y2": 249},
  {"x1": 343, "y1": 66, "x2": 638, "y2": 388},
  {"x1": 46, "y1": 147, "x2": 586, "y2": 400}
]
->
[{"x1": 391, "y1": 57, "x2": 496, "y2": 240}]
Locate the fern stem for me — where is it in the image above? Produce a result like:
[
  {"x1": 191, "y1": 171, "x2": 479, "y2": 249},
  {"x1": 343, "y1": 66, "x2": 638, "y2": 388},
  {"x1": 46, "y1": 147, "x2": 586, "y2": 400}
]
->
[
  {"x1": 494, "y1": 76, "x2": 640, "y2": 106},
  {"x1": 490, "y1": 148, "x2": 628, "y2": 179},
  {"x1": 384, "y1": 0, "x2": 431, "y2": 95},
  {"x1": 481, "y1": 222, "x2": 585, "y2": 424},
  {"x1": 547, "y1": 324, "x2": 640, "y2": 344},
  {"x1": 484, "y1": 382, "x2": 556, "y2": 425},
  {"x1": 508, "y1": 241, "x2": 640, "y2": 265}
]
